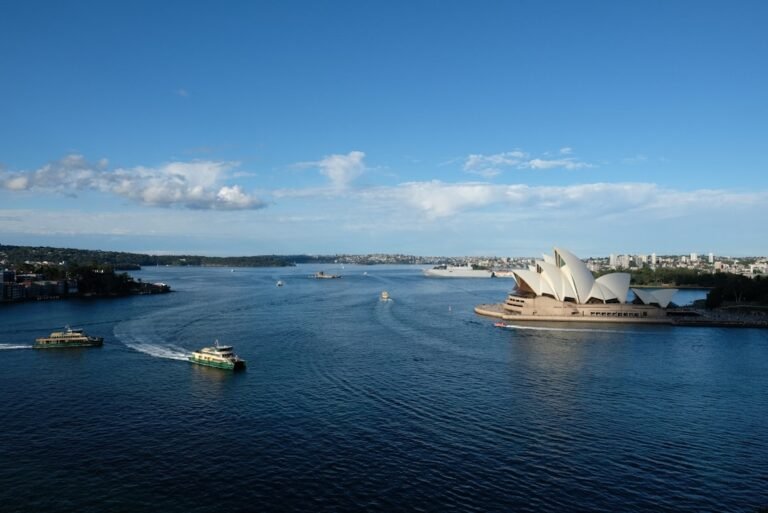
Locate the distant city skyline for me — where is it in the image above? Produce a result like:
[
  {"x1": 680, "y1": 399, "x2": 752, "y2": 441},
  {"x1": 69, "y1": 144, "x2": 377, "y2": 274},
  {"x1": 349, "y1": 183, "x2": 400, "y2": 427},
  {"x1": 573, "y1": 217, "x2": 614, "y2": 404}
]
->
[{"x1": 2, "y1": 2, "x2": 767, "y2": 257}]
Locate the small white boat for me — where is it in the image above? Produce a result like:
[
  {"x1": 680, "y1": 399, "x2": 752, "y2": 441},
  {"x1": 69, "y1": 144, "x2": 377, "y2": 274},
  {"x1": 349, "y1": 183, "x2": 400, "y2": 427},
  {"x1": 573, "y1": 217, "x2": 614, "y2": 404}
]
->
[
  {"x1": 276, "y1": 280, "x2": 284, "y2": 287},
  {"x1": 380, "y1": 291, "x2": 391, "y2": 301}
]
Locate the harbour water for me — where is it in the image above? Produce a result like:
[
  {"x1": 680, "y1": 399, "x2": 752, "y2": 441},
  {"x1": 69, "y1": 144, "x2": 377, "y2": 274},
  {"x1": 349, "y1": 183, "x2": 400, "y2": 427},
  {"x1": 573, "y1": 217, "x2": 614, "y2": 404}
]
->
[{"x1": 1, "y1": 265, "x2": 766, "y2": 512}]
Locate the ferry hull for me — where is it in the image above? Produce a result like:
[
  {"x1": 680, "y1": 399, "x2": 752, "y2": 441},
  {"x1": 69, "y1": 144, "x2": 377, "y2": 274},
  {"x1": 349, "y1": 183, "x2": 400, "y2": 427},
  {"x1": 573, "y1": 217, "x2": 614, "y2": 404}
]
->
[
  {"x1": 424, "y1": 269, "x2": 495, "y2": 278},
  {"x1": 33, "y1": 339, "x2": 103, "y2": 349},
  {"x1": 188, "y1": 356, "x2": 246, "y2": 371}
]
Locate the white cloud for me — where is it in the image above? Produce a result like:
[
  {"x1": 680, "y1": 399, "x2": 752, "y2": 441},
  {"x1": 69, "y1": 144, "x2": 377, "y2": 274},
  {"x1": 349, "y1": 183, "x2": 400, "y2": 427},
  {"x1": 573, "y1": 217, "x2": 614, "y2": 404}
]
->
[
  {"x1": 390, "y1": 180, "x2": 507, "y2": 218},
  {"x1": 463, "y1": 149, "x2": 592, "y2": 175},
  {"x1": 357, "y1": 180, "x2": 765, "y2": 221},
  {"x1": 1, "y1": 154, "x2": 265, "y2": 210},
  {"x1": 524, "y1": 158, "x2": 593, "y2": 170},
  {"x1": 298, "y1": 151, "x2": 366, "y2": 188},
  {"x1": 5, "y1": 177, "x2": 768, "y2": 255},
  {"x1": 216, "y1": 185, "x2": 260, "y2": 209},
  {"x1": 463, "y1": 151, "x2": 527, "y2": 176},
  {"x1": 5, "y1": 175, "x2": 29, "y2": 190}
]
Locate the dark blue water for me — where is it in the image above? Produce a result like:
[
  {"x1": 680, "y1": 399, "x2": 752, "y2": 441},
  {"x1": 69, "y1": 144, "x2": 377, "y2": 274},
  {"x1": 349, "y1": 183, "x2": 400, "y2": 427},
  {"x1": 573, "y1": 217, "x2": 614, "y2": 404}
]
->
[{"x1": 1, "y1": 266, "x2": 767, "y2": 512}]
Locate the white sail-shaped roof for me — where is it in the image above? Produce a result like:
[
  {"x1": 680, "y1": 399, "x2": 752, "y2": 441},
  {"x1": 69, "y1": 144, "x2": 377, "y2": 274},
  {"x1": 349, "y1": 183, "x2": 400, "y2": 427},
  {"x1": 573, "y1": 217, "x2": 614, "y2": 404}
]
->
[
  {"x1": 512, "y1": 269, "x2": 542, "y2": 295},
  {"x1": 587, "y1": 281, "x2": 617, "y2": 303},
  {"x1": 511, "y1": 247, "x2": 637, "y2": 305},
  {"x1": 538, "y1": 276, "x2": 556, "y2": 297},
  {"x1": 595, "y1": 273, "x2": 630, "y2": 304},
  {"x1": 554, "y1": 247, "x2": 594, "y2": 303},
  {"x1": 536, "y1": 261, "x2": 564, "y2": 301},
  {"x1": 650, "y1": 288, "x2": 678, "y2": 308},
  {"x1": 631, "y1": 288, "x2": 678, "y2": 308},
  {"x1": 560, "y1": 272, "x2": 578, "y2": 302}
]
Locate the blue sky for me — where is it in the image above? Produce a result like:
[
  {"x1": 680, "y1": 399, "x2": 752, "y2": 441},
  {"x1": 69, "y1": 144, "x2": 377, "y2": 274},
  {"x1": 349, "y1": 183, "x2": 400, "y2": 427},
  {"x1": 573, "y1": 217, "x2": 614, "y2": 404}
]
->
[{"x1": 1, "y1": 1, "x2": 767, "y2": 257}]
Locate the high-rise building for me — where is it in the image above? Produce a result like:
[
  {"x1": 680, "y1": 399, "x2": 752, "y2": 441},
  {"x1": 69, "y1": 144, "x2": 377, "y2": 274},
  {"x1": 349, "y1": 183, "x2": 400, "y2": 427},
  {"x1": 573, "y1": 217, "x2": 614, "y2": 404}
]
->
[
  {"x1": 609, "y1": 254, "x2": 617, "y2": 268},
  {"x1": 618, "y1": 255, "x2": 631, "y2": 269},
  {"x1": 708, "y1": 252, "x2": 714, "y2": 264},
  {"x1": 690, "y1": 252, "x2": 698, "y2": 263},
  {"x1": 651, "y1": 253, "x2": 657, "y2": 266}
]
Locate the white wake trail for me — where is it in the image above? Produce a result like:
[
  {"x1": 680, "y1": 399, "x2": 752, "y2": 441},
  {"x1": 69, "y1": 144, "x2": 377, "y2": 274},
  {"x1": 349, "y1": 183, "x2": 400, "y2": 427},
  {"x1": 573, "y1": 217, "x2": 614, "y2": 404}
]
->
[
  {"x1": 495, "y1": 323, "x2": 633, "y2": 334},
  {"x1": 123, "y1": 342, "x2": 190, "y2": 361},
  {"x1": 114, "y1": 319, "x2": 190, "y2": 361},
  {"x1": 0, "y1": 344, "x2": 33, "y2": 350}
]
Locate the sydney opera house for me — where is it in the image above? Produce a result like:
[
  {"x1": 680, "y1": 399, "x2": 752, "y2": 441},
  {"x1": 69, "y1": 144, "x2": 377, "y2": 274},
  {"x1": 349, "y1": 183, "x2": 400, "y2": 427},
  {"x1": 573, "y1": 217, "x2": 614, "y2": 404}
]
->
[{"x1": 475, "y1": 247, "x2": 679, "y2": 323}]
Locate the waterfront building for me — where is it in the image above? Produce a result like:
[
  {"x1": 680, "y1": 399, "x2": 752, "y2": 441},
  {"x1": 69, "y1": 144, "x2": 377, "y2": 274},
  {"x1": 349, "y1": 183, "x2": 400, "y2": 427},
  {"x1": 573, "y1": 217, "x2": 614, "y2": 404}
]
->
[
  {"x1": 618, "y1": 254, "x2": 631, "y2": 269},
  {"x1": 475, "y1": 247, "x2": 678, "y2": 323}
]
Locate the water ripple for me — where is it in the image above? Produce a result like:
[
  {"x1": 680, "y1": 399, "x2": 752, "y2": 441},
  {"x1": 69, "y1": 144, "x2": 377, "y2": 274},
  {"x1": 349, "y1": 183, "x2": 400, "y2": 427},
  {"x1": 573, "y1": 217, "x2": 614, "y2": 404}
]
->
[{"x1": 0, "y1": 265, "x2": 766, "y2": 513}]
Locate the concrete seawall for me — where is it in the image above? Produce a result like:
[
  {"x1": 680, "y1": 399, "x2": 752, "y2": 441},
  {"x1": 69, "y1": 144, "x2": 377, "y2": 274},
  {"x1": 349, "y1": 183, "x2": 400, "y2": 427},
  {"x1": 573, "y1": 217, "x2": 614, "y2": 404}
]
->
[
  {"x1": 474, "y1": 303, "x2": 768, "y2": 328},
  {"x1": 474, "y1": 304, "x2": 674, "y2": 324}
]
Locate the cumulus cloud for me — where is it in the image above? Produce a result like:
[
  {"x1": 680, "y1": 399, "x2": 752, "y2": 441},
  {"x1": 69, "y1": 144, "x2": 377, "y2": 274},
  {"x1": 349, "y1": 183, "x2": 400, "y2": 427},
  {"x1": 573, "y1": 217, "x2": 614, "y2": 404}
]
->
[
  {"x1": 388, "y1": 181, "x2": 508, "y2": 218},
  {"x1": 463, "y1": 149, "x2": 592, "y2": 176},
  {"x1": 1, "y1": 154, "x2": 265, "y2": 210},
  {"x1": 359, "y1": 180, "x2": 765, "y2": 221},
  {"x1": 295, "y1": 151, "x2": 366, "y2": 189}
]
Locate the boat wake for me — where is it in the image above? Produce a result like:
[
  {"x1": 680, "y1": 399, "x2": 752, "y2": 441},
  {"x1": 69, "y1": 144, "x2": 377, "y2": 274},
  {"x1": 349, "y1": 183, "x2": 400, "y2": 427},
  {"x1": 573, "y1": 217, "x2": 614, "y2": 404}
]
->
[
  {"x1": 123, "y1": 342, "x2": 190, "y2": 361},
  {"x1": 114, "y1": 320, "x2": 190, "y2": 361},
  {"x1": 0, "y1": 344, "x2": 33, "y2": 350},
  {"x1": 495, "y1": 323, "x2": 633, "y2": 334}
]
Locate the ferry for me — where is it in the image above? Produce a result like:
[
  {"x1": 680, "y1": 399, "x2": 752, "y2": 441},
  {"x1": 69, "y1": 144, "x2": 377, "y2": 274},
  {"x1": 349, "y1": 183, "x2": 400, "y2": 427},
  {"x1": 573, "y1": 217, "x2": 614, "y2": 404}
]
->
[
  {"x1": 34, "y1": 326, "x2": 104, "y2": 349},
  {"x1": 189, "y1": 340, "x2": 246, "y2": 371},
  {"x1": 423, "y1": 264, "x2": 496, "y2": 278},
  {"x1": 312, "y1": 271, "x2": 341, "y2": 279}
]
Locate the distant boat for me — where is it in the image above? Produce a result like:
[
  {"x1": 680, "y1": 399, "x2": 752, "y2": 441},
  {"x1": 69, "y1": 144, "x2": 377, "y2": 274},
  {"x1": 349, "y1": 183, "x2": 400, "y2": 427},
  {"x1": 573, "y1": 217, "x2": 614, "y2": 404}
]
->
[
  {"x1": 380, "y1": 291, "x2": 391, "y2": 301},
  {"x1": 276, "y1": 280, "x2": 284, "y2": 287},
  {"x1": 423, "y1": 264, "x2": 496, "y2": 278},
  {"x1": 34, "y1": 326, "x2": 103, "y2": 349},
  {"x1": 312, "y1": 271, "x2": 341, "y2": 279},
  {"x1": 188, "y1": 340, "x2": 246, "y2": 371}
]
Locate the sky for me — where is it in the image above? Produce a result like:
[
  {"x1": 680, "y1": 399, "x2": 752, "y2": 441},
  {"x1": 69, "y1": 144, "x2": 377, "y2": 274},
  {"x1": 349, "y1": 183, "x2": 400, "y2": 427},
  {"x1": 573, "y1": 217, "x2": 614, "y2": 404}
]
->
[{"x1": 1, "y1": 1, "x2": 767, "y2": 257}]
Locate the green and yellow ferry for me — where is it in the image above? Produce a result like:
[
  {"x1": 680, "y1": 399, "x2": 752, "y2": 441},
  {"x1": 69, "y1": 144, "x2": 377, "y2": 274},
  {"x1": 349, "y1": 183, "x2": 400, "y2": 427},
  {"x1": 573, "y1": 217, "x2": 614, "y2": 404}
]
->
[
  {"x1": 34, "y1": 326, "x2": 104, "y2": 349},
  {"x1": 189, "y1": 340, "x2": 246, "y2": 371}
]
